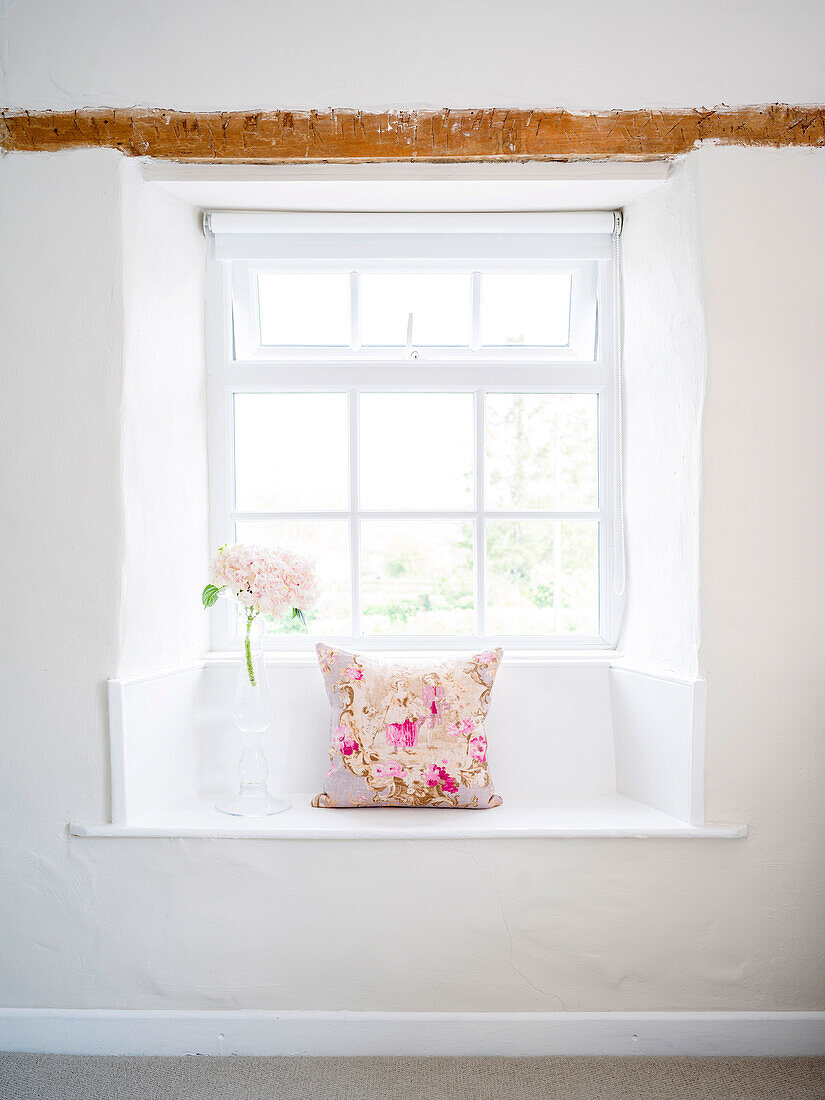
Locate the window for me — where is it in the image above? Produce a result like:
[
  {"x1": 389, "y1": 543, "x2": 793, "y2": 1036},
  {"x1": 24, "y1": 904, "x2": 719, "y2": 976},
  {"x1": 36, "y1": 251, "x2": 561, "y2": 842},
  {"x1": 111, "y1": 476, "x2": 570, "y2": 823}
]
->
[{"x1": 207, "y1": 211, "x2": 621, "y2": 649}]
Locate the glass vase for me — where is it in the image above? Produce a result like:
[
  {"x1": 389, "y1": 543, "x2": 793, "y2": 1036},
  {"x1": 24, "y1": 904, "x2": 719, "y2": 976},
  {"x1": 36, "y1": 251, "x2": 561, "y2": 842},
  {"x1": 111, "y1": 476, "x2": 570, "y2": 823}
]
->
[{"x1": 216, "y1": 612, "x2": 291, "y2": 817}]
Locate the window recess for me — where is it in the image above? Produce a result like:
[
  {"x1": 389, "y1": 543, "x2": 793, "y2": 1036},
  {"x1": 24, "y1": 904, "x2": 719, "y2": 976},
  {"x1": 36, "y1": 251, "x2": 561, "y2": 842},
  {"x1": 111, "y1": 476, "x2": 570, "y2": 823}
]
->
[{"x1": 206, "y1": 210, "x2": 624, "y2": 651}]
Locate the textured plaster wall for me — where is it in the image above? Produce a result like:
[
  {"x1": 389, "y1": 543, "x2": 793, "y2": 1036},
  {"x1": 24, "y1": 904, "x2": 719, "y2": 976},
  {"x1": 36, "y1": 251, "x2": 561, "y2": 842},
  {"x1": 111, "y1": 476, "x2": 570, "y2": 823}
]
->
[
  {"x1": 118, "y1": 160, "x2": 209, "y2": 675},
  {"x1": 0, "y1": 149, "x2": 126, "y2": 971},
  {"x1": 1, "y1": 146, "x2": 825, "y2": 1012},
  {"x1": 1, "y1": 0, "x2": 824, "y2": 113},
  {"x1": 696, "y1": 146, "x2": 825, "y2": 858},
  {"x1": 619, "y1": 158, "x2": 706, "y2": 677}
]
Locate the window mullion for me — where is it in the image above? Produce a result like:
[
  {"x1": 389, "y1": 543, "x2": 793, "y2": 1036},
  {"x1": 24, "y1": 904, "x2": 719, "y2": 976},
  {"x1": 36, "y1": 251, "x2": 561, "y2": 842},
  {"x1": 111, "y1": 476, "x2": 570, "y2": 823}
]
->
[
  {"x1": 471, "y1": 271, "x2": 481, "y2": 351},
  {"x1": 350, "y1": 271, "x2": 361, "y2": 351},
  {"x1": 349, "y1": 389, "x2": 362, "y2": 638},
  {"x1": 475, "y1": 388, "x2": 486, "y2": 640}
]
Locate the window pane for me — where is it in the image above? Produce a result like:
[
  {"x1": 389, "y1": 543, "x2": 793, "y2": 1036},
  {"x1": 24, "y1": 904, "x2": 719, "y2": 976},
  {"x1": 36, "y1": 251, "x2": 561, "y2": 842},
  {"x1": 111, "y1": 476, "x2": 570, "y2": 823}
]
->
[
  {"x1": 360, "y1": 273, "x2": 470, "y2": 346},
  {"x1": 486, "y1": 393, "x2": 597, "y2": 510},
  {"x1": 234, "y1": 520, "x2": 351, "y2": 635},
  {"x1": 486, "y1": 520, "x2": 598, "y2": 635},
  {"x1": 359, "y1": 393, "x2": 474, "y2": 510},
  {"x1": 361, "y1": 521, "x2": 474, "y2": 635},
  {"x1": 480, "y1": 273, "x2": 572, "y2": 347},
  {"x1": 257, "y1": 273, "x2": 350, "y2": 346},
  {"x1": 234, "y1": 393, "x2": 348, "y2": 512}
]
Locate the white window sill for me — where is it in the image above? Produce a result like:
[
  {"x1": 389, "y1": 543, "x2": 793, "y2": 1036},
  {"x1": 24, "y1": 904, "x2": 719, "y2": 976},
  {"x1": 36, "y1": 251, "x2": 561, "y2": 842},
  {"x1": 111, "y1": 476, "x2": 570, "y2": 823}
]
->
[
  {"x1": 71, "y1": 793, "x2": 746, "y2": 840},
  {"x1": 93, "y1": 659, "x2": 745, "y2": 842}
]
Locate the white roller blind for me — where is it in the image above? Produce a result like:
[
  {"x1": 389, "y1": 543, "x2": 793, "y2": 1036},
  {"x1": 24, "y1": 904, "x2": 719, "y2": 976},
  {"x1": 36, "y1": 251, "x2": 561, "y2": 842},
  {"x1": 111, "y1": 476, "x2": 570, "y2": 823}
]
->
[
  {"x1": 206, "y1": 211, "x2": 616, "y2": 235},
  {"x1": 208, "y1": 210, "x2": 617, "y2": 262}
]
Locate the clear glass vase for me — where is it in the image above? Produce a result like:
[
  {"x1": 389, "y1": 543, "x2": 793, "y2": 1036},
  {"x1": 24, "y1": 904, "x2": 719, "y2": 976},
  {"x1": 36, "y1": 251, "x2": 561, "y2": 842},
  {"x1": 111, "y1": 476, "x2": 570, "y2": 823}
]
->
[{"x1": 215, "y1": 612, "x2": 291, "y2": 817}]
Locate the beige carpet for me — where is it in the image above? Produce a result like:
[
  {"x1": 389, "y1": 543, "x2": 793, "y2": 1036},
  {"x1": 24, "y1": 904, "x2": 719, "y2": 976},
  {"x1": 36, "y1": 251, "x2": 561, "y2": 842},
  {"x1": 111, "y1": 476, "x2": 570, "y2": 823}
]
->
[{"x1": 2, "y1": 1055, "x2": 825, "y2": 1099}]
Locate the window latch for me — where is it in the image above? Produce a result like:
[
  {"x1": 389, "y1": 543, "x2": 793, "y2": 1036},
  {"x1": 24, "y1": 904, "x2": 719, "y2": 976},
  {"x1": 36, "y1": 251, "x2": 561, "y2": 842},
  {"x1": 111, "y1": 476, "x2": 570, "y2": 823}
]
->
[{"x1": 406, "y1": 312, "x2": 419, "y2": 358}]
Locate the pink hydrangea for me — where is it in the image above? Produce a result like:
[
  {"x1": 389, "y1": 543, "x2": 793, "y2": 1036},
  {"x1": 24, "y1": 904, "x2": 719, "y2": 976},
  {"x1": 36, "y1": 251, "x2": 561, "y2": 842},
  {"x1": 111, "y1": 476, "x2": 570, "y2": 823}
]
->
[
  {"x1": 469, "y1": 735, "x2": 488, "y2": 761},
  {"x1": 425, "y1": 761, "x2": 459, "y2": 794},
  {"x1": 374, "y1": 760, "x2": 405, "y2": 780},
  {"x1": 333, "y1": 724, "x2": 359, "y2": 757},
  {"x1": 209, "y1": 543, "x2": 320, "y2": 620},
  {"x1": 343, "y1": 666, "x2": 364, "y2": 681}
]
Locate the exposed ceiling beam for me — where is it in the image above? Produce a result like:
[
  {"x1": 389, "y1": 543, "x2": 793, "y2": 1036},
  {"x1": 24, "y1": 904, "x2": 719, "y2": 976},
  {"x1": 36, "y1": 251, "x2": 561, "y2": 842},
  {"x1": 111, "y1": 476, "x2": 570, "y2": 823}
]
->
[{"x1": 1, "y1": 106, "x2": 823, "y2": 161}]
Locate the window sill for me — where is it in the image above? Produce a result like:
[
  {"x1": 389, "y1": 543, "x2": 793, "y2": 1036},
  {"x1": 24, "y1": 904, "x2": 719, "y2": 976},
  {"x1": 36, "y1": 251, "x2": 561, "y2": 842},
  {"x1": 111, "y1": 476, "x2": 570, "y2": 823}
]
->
[
  {"x1": 70, "y1": 793, "x2": 746, "y2": 840},
  {"x1": 99, "y1": 659, "x2": 742, "y2": 842}
]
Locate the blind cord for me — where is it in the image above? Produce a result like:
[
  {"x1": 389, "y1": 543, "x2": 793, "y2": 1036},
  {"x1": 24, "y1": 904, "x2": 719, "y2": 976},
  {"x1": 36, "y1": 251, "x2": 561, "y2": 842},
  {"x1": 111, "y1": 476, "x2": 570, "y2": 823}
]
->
[{"x1": 612, "y1": 213, "x2": 627, "y2": 598}]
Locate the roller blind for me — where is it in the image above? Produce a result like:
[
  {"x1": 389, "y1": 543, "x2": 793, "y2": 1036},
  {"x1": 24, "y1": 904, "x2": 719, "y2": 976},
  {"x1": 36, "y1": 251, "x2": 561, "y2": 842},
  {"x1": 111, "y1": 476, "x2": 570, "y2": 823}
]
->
[{"x1": 207, "y1": 210, "x2": 618, "y2": 261}]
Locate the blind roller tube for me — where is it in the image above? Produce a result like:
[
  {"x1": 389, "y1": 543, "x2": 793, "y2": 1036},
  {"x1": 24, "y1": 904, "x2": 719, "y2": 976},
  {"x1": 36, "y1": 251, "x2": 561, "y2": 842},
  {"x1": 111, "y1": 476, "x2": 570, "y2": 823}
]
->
[{"x1": 206, "y1": 211, "x2": 616, "y2": 236}]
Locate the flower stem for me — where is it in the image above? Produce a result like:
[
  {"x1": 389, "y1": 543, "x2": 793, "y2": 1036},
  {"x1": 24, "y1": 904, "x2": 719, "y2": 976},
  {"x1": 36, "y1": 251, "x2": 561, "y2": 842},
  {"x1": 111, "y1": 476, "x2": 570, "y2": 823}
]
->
[{"x1": 245, "y1": 611, "x2": 257, "y2": 687}]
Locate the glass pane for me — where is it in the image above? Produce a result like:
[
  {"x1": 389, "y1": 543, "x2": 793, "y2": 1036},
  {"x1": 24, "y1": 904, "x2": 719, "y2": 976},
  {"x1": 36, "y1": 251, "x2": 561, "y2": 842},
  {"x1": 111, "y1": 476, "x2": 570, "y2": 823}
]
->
[
  {"x1": 257, "y1": 273, "x2": 350, "y2": 346},
  {"x1": 480, "y1": 272, "x2": 572, "y2": 347},
  {"x1": 234, "y1": 520, "x2": 351, "y2": 635},
  {"x1": 360, "y1": 273, "x2": 471, "y2": 346},
  {"x1": 486, "y1": 520, "x2": 598, "y2": 635},
  {"x1": 359, "y1": 393, "x2": 474, "y2": 510},
  {"x1": 361, "y1": 521, "x2": 474, "y2": 635},
  {"x1": 234, "y1": 393, "x2": 348, "y2": 512},
  {"x1": 486, "y1": 393, "x2": 597, "y2": 510}
]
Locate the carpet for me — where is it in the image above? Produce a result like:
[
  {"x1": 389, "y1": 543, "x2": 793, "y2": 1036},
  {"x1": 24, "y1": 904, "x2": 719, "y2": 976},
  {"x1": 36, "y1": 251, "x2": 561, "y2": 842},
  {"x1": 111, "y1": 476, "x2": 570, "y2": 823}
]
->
[{"x1": 1, "y1": 1054, "x2": 824, "y2": 1099}]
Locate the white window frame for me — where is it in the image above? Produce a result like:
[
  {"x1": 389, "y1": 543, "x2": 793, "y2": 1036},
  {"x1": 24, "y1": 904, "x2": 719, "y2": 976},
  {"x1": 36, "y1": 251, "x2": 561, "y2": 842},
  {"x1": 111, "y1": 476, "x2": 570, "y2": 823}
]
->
[{"x1": 206, "y1": 215, "x2": 623, "y2": 652}]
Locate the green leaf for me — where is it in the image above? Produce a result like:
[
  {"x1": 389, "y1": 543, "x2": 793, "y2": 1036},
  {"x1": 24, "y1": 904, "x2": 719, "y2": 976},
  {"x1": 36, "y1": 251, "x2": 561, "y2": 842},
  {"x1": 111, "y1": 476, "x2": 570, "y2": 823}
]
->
[
  {"x1": 202, "y1": 584, "x2": 223, "y2": 608},
  {"x1": 292, "y1": 607, "x2": 307, "y2": 629}
]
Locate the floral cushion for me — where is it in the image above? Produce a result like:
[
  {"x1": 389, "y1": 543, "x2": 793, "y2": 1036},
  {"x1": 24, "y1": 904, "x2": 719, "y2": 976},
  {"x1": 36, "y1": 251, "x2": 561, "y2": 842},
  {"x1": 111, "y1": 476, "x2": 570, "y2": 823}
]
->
[{"x1": 312, "y1": 645, "x2": 503, "y2": 809}]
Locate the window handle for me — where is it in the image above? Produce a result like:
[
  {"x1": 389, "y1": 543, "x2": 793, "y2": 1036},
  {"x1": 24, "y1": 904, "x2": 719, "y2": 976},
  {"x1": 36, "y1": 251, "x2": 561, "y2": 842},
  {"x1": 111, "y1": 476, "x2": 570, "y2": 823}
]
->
[{"x1": 406, "y1": 312, "x2": 419, "y2": 359}]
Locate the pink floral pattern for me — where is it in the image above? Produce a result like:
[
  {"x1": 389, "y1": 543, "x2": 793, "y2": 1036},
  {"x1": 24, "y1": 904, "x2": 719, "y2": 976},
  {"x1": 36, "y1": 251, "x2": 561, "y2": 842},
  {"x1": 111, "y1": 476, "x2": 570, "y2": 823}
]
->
[
  {"x1": 469, "y1": 735, "x2": 488, "y2": 761},
  {"x1": 425, "y1": 761, "x2": 459, "y2": 794},
  {"x1": 478, "y1": 650, "x2": 501, "y2": 668},
  {"x1": 446, "y1": 718, "x2": 476, "y2": 738},
  {"x1": 333, "y1": 724, "x2": 360, "y2": 756},
  {"x1": 374, "y1": 760, "x2": 406, "y2": 780},
  {"x1": 312, "y1": 646, "x2": 503, "y2": 809}
]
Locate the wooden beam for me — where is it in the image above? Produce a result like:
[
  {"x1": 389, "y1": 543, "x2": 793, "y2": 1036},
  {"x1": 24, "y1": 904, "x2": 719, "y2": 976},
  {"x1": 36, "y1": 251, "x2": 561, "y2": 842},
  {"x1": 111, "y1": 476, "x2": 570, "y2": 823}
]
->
[{"x1": 1, "y1": 106, "x2": 824, "y2": 161}]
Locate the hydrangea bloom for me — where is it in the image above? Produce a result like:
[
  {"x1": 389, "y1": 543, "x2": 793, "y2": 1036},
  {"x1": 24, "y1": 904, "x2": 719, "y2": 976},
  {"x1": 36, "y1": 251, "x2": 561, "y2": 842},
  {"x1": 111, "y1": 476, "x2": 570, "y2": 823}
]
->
[{"x1": 208, "y1": 543, "x2": 320, "y2": 619}]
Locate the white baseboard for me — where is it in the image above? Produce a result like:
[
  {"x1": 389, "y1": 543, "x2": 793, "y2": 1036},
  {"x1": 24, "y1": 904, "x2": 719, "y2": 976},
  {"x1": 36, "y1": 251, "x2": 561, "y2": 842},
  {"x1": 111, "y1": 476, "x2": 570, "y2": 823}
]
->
[{"x1": 1, "y1": 1009, "x2": 824, "y2": 1057}]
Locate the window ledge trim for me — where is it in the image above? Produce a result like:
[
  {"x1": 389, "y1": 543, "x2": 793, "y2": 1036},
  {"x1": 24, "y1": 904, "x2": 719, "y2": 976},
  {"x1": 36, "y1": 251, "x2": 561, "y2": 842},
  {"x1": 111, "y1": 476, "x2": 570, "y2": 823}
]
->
[{"x1": 70, "y1": 793, "x2": 746, "y2": 841}]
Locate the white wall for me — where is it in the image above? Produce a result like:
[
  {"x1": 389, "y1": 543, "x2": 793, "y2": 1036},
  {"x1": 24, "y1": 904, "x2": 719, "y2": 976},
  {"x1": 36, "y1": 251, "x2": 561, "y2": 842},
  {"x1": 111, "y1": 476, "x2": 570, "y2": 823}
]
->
[
  {"x1": 696, "y1": 149, "x2": 825, "y2": 874},
  {"x1": 697, "y1": 148, "x2": 825, "y2": 1009},
  {"x1": 118, "y1": 161, "x2": 209, "y2": 675},
  {"x1": 0, "y1": 150, "x2": 125, "y2": 852},
  {"x1": 2, "y1": 145, "x2": 825, "y2": 1012},
  {"x1": 0, "y1": 150, "x2": 126, "y2": 990},
  {"x1": 619, "y1": 159, "x2": 706, "y2": 677},
  {"x1": 1, "y1": 0, "x2": 824, "y2": 113}
]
